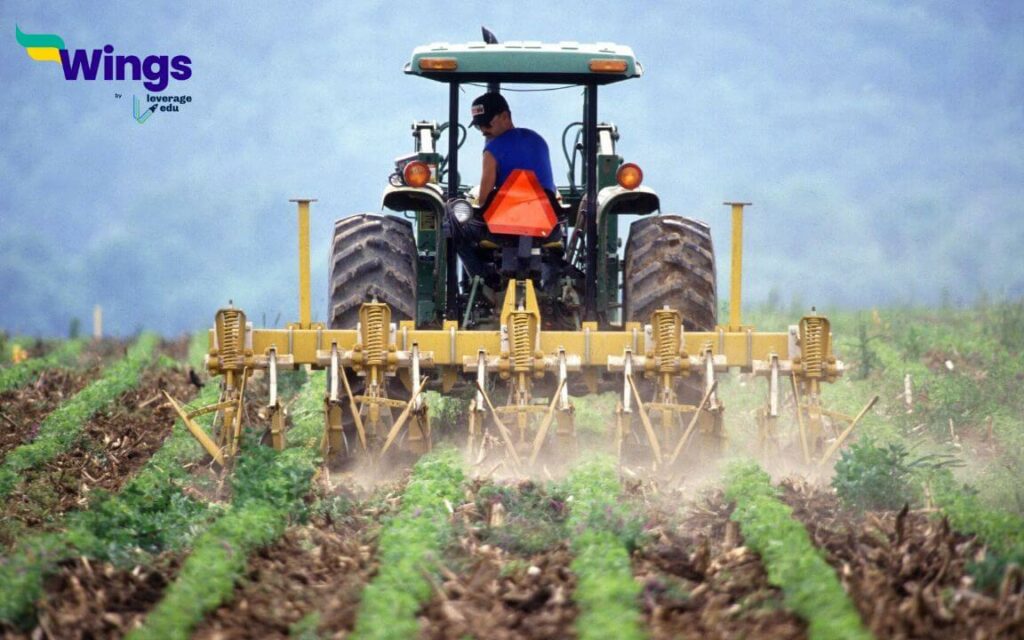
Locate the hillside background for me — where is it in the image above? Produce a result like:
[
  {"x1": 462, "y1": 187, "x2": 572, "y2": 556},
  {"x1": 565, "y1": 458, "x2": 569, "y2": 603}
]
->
[{"x1": 1, "y1": 2, "x2": 1022, "y2": 336}]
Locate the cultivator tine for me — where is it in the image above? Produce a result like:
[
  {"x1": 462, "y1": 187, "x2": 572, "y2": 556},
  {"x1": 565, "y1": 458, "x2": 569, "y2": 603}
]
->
[
  {"x1": 379, "y1": 376, "x2": 428, "y2": 459},
  {"x1": 467, "y1": 351, "x2": 487, "y2": 460},
  {"x1": 667, "y1": 379, "x2": 719, "y2": 466},
  {"x1": 336, "y1": 347, "x2": 367, "y2": 452},
  {"x1": 817, "y1": 395, "x2": 879, "y2": 467},
  {"x1": 627, "y1": 372, "x2": 663, "y2": 466},
  {"x1": 268, "y1": 349, "x2": 285, "y2": 450},
  {"x1": 474, "y1": 380, "x2": 523, "y2": 473},
  {"x1": 791, "y1": 374, "x2": 812, "y2": 464},
  {"x1": 529, "y1": 377, "x2": 566, "y2": 466},
  {"x1": 757, "y1": 355, "x2": 781, "y2": 455},
  {"x1": 162, "y1": 391, "x2": 226, "y2": 466}
]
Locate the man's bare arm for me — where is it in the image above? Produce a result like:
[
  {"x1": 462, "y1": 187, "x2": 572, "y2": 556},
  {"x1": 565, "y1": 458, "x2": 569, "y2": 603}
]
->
[{"x1": 478, "y1": 151, "x2": 497, "y2": 204}]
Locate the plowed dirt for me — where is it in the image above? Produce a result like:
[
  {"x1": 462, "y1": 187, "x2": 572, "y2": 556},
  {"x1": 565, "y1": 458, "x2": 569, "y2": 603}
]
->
[
  {"x1": 0, "y1": 366, "x2": 197, "y2": 545},
  {"x1": 636, "y1": 490, "x2": 806, "y2": 640},
  {"x1": 0, "y1": 368, "x2": 98, "y2": 460},
  {"x1": 782, "y1": 478, "x2": 1024, "y2": 639},
  {"x1": 2, "y1": 554, "x2": 181, "y2": 640}
]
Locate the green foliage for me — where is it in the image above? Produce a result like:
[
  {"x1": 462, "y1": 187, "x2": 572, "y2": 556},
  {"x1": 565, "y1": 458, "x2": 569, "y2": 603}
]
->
[
  {"x1": 425, "y1": 389, "x2": 469, "y2": 436},
  {"x1": 570, "y1": 392, "x2": 619, "y2": 436},
  {"x1": 853, "y1": 321, "x2": 880, "y2": 380},
  {"x1": 352, "y1": 449, "x2": 465, "y2": 640},
  {"x1": 929, "y1": 471, "x2": 1024, "y2": 591},
  {"x1": 129, "y1": 372, "x2": 327, "y2": 640},
  {"x1": 0, "y1": 334, "x2": 157, "y2": 498},
  {"x1": 983, "y1": 299, "x2": 1024, "y2": 354},
  {"x1": 186, "y1": 330, "x2": 209, "y2": 370},
  {"x1": 0, "y1": 533, "x2": 70, "y2": 627},
  {"x1": 290, "y1": 611, "x2": 322, "y2": 640},
  {"x1": 0, "y1": 381, "x2": 222, "y2": 627},
  {"x1": 475, "y1": 481, "x2": 569, "y2": 554},
  {"x1": 564, "y1": 457, "x2": 645, "y2": 640},
  {"x1": 832, "y1": 438, "x2": 958, "y2": 512},
  {"x1": 725, "y1": 461, "x2": 870, "y2": 640},
  {"x1": 0, "y1": 339, "x2": 84, "y2": 393},
  {"x1": 130, "y1": 504, "x2": 286, "y2": 640}
]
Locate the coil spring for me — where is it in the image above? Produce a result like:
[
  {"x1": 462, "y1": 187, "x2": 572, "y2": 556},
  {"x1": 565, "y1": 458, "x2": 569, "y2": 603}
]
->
[
  {"x1": 510, "y1": 312, "x2": 532, "y2": 372},
  {"x1": 802, "y1": 317, "x2": 824, "y2": 378},
  {"x1": 219, "y1": 309, "x2": 242, "y2": 370},
  {"x1": 363, "y1": 305, "x2": 386, "y2": 366},
  {"x1": 655, "y1": 312, "x2": 679, "y2": 373}
]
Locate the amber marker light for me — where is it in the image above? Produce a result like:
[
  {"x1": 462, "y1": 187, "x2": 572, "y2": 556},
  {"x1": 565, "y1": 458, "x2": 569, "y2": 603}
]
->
[
  {"x1": 403, "y1": 161, "x2": 432, "y2": 187},
  {"x1": 616, "y1": 163, "x2": 643, "y2": 189},
  {"x1": 589, "y1": 59, "x2": 628, "y2": 73},
  {"x1": 418, "y1": 58, "x2": 458, "y2": 71}
]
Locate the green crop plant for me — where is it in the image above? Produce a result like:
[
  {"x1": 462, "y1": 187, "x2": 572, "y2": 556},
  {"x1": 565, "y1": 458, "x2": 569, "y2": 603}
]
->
[
  {"x1": 0, "y1": 333, "x2": 158, "y2": 498},
  {"x1": 0, "y1": 339, "x2": 84, "y2": 393},
  {"x1": 186, "y1": 330, "x2": 208, "y2": 370},
  {"x1": 128, "y1": 372, "x2": 326, "y2": 640},
  {"x1": 564, "y1": 456, "x2": 645, "y2": 640},
  {"x1": 352, "y1": 448, "x2": 465, "y2": 640},
  {"x1": 928, "y1": 470, "x2": 1024, "y2": 591},
  {"x1": 475, "y1": 481, "x2": 570, "y2": 555},
  {"x1": 725, "y1": 461, "x2": 870, "y2": 640},
  {"x1": 832, "y1": 437, "x2": 960, "y2": 512},
  {"x1": 0, "y1": 381, "x2": 221, "y2": 628}
]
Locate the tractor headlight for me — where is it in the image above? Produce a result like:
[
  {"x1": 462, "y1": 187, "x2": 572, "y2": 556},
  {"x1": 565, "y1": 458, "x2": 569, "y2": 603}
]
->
[{"x1": 448, "y1": 198, "x2": 473, "y2": 224}]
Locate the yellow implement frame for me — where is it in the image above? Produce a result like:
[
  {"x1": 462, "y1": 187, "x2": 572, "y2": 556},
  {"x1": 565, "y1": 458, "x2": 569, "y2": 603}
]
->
[{"x1": 173, "y1": 199, "x2": 862, "y2": 470}]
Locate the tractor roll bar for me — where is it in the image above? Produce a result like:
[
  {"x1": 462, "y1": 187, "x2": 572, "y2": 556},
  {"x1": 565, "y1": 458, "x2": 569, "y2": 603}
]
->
[
  {"x1": 446, "y1": 82, "x2": 460, "y2": 321},
  {"x1": 440, "y1": 80, "x2": 602, "y2": 323}
]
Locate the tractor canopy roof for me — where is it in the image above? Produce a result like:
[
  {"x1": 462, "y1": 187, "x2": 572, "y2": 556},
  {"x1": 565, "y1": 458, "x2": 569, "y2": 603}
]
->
[{"x1": 405, "y1": 41, "x2": 642, "y2": 85}]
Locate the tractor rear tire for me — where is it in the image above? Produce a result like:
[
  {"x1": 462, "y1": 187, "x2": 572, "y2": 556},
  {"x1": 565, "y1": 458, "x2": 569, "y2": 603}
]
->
[
  {"x1": 328, "y1": 213, "x2": 417, "y2": 329},
  {"x1": 623, "y1": 215, "x2": 720, "y2": 466},
  {"x1": 328, "y1": 214, "x2": 418, "y2": 461},
  {"x1": 624, "y1": 215, "x2": 717, "y2": 330}
]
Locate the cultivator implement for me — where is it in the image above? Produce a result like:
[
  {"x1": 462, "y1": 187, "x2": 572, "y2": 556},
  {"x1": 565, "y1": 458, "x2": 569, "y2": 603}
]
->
[
  {"x1": 172, "y1": 266, "x2": 859, "y2": 472},
  {"x1": 166, "y1": 35, "x2": 878, "y2": 473}
]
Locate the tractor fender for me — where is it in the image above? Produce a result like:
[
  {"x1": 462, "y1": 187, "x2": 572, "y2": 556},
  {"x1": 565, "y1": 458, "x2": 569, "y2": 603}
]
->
[
  {"x1": 596, "y1": 185, "x2": 660, "y2": 218},
  {"x1": 381, "y1": 183, "x2": 446, "y2": 215}
]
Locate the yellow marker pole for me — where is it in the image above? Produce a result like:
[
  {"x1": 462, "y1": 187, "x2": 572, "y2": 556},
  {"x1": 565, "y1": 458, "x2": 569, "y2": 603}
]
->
[
  {"x1": 724, "y1": 202, "x2": 752, "y2": 331},
  {"x1": 92, "y1": 305, "x2": 103, "y2": 340},
  {"x1": 289, "y1": 198, "x2": 317, "y2": 329}
]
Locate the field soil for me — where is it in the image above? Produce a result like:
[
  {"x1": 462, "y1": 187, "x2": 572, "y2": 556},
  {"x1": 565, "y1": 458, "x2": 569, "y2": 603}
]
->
[
  {"x1": 0, "y1": 368, "x2": 98, "y2": 460},
  {"x1": 635, "y1": 488, "x2": 806, "y2": 640},
  {"x1": 191, "y1": 482, "x2": 393, "y2": 640},
  {"x1": 0, "y1": 363, "x2": 198, "y2": 546},
  {"x1": 782, "y1": 478, "x2": 1024, "y2": 639},
  {"x1": 3, "y1": 554, "x2": 182, "y2": 640}
]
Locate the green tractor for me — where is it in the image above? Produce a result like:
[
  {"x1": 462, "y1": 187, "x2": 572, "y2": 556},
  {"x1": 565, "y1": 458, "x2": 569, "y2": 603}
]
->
[
  {"x1": 331, "y1": 37, "x2": 716, "y2": 338},
  {"x1": 177, "y1": 33, "x2": 855, "y2": 473}
]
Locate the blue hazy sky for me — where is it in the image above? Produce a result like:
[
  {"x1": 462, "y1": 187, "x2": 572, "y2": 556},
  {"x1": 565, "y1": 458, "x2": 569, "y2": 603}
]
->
[{"x1": 2, "y1": 1, "x2": 1022, "y2": 336}]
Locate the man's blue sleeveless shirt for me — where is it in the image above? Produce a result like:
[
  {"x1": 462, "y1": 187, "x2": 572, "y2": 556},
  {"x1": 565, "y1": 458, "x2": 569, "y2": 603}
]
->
[{"x1": 484, "y1": 128, "x2": 556, "y2": 193}]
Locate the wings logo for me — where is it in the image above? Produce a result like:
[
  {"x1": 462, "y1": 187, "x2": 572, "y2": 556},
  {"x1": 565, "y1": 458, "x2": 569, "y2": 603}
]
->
[{"x1": 15, "y1": 25, "x2": 191, "y2": 92}]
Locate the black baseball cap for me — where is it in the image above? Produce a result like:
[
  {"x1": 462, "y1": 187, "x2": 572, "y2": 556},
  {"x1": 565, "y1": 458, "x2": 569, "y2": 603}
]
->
[{"x1": 471, "y1": 92, "x2": 510, "y2": 127}]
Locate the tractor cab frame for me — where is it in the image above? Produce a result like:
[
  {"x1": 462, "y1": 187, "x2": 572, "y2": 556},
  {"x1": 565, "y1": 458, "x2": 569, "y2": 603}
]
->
[{"x1": 389, "y1": 40, "x2": 655, "y2": 327}]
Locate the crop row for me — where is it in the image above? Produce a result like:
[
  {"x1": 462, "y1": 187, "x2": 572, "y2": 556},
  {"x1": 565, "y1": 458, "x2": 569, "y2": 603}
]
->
[
  {"x1": 0, "y1": 339, "x2": 84, "y2": 393},
  {"x1": 724, "y1": 461, "x2": 870, "y2": 640},
  {"x1": 129, "y1": 369, "x2": 322, "y2": 640},
  {"x1": 0, "y1": 375, "x2": 221, "y2": 627},
  {"x1": 929, "y1": 471, "x2": 1024, "y2": 588},
  {"x1": 352, "y1": 448, "x2": 466, "y2": 640},
  {"x1": 0, "y1": 334, "x2": 158, "y2": 499},
  {"x1": 564, "y1": 457, "x2": 645, "y2": 640}
]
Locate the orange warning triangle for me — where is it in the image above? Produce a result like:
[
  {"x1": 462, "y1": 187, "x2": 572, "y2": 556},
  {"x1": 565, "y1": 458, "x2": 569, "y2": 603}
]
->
[{"x1": 483, "y1": 169, "x2": 558, "y2": 238}]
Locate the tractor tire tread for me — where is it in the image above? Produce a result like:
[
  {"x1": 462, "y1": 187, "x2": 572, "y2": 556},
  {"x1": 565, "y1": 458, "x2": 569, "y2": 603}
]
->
[{"x1": 624, "y1": 214, "x2": 717, "y2": 332}]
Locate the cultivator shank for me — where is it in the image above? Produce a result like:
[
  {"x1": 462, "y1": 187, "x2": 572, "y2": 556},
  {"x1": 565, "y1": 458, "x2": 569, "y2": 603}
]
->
[{"x1": 173, "y1": 277, "x2": 856, "y2": 471}]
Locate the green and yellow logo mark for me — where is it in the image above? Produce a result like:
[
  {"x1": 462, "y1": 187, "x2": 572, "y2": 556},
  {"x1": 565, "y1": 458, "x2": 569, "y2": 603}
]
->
[{"x1": 15, "y1": 25, "x2": 65, "y2": 64}]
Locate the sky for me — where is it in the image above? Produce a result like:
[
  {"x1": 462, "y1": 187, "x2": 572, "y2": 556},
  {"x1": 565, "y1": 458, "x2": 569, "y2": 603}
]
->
[{"x1": 1, "y1": 1, "x2": 1022, "y2": 336}]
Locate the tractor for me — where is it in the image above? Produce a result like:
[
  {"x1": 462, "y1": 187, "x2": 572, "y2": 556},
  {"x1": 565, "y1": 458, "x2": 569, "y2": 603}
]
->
[{"x1": 168, "y1": 33, "x2": 875, "y2": 474}]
